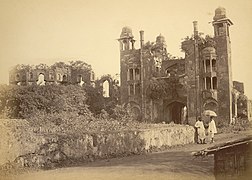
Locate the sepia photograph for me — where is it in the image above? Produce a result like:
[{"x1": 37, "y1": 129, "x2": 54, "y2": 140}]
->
[{"x1": 0, "y1": 0, "x2": 251, "y2": 179}]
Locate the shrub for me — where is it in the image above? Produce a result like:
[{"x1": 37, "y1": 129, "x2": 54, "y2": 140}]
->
[
  {"x1": 0, "y1": 84, "x2": 90, "y2": 119},
  {"x1": 110, "y1": 104, "x2": 134, "y2": 122}
]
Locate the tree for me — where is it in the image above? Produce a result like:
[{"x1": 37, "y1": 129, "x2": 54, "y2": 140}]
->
[
  {"x1": 147, "y1": 74, "x2": 184, "y2": 100},
  {"x1": 69, "y1": 60, "x2": 92, "y2": 71},
  {"x1": 0, "y1": 84, "x2": 91, "y2": 119},
  {"x1": 51, "y1": 61, "x2": 69, "y2": 69},
  {"x1": 35, "y1": 63, "x2": 49, "y2": 69}
]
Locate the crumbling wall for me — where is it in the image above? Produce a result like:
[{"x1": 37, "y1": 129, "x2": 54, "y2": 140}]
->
[
  {"x1": 0, "y1": 119, "x2": 42, "y2": 166},
  {"x1": 0, "y1": 119, "x2": 194, "y2": 169}
]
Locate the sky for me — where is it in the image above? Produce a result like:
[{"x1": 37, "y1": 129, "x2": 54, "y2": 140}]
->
[{"x1": 0, "y1": 0, "x2": 252, "y2": 98}]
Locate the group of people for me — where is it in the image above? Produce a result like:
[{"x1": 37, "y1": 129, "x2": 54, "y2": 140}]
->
[{"x1": 194, "y1": 116, "x2": 217, "y2": 144}]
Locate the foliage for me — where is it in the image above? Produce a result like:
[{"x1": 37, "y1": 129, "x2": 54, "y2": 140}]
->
[
  {"x1": 83, "y1": 74, "x2": 120, "y2": 115},
  {"x1": 218, "y1": 118, "x2": 252, "y2": 133},
  {"x1": 12, "y1": 64, "x2": 34, "y2": 71},
  {"x1": 237, "y1": 94, "x2": 248, "y2": 118},
  {"x1": 146, "y1": 74, "x2": 184, "y2": 100},
  {"x1": 198, "y1": 35, "x2": 216, "y2": 50},
  {"x1": 51, "y1": 61, "x2": 69, "y2": 69},
  {"x1": 143, "y1": 41, "x2": 155, "y2": 50},
  {"x1": 0, "y1": 84, "x2": 90, "y2": 119},
  {"x1": 35, "y1": 63, "x2": 49, "y2": 69},
  {"x1": 110, "y1": 104, "x2": 134, "y2": 121},
  {"x1": 147, "y1": 78, "x2": 166, "y2": 100},
  {"x1": 69, "y1": 60, "x2": 92, "y2": 71},
  {"x1": 84, "y1": 83, "x2": 105, "y2": 115}
]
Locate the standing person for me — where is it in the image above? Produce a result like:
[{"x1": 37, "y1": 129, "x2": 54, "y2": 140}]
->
[
  {"x1": 208, "y1": 116, "x2": 217, "y2": 143},
  {"x1": 194, "y1": 116, "x2": 206, "y2": 144}
]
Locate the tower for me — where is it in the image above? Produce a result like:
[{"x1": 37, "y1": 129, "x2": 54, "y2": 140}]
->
[
  {"x1": 213, "y1": 7, "x2": 233, "y2": 123},
  {"x1": 118, "y1": 27, "x2": 142, "y2": 119}
]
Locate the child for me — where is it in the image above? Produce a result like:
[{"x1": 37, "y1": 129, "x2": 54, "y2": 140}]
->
[
  {"x1": 195, "y1": 116, "x2": 206, "y2": 144},
  {"x1": 208, "y1": 116, "x2": 217, "y2": 143}
]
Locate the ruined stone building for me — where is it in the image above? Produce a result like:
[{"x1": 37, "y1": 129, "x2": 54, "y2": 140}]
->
[
  {"x1": 9, "y1": 63, "x2": 121, "y2": 105},
  {"x1": 118, "y1": 7, "x2": 251, "y2": 125},
  {"x1": 9, "y1": 63, "x2": 95, "y2": 86}
]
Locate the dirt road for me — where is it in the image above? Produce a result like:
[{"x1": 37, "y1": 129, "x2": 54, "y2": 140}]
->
[{"x1": 3, "y1": 131, "x2": 251, "y2": 180}]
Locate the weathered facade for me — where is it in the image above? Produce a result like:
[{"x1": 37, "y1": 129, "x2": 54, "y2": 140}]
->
[
  {"x1": 119, "y1": 7, "x2": 250, "y2": 125},
  {"x1": 9, "y1": 63, "x2": 95, "y2": 86}
]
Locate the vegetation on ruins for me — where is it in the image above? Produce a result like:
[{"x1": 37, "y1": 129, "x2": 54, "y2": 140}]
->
[
  {"x1": 0, "y1": 59, "x2": 137, "y2": 134},
  {"x1": 146, "y1": 73, "x2": 185, "y2": 100},
  {"x1": 0, "y1": 83, "x2": 136, "y2": 133}
]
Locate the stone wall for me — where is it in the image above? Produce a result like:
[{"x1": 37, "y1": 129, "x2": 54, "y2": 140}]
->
[
  {"x1": 0, "y1": 119, "x2": 42, "y2": 166},
  {"x1": 0, "y1": 119, "x2": 194, "y2": 168}
]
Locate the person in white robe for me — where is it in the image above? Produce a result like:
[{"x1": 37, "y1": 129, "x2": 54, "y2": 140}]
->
[
  {"x1": 195, "y1": 116, "x2": 206, "y2": 144},
  {"x1": 208, "y1": 116, "x2": 217, "y2": 143}
]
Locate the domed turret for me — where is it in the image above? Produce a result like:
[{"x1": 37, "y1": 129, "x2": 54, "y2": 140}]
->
[
  {"x1": 202, "y1": 47, "x2": 216, "y2": 55},
  {"x1": 156, "y1": 34, "x2": 165, "y2": 44},
  {"x1": 118, "y1": 26, "x2": 135, "y2": 51},
  {"x1": 120, "y1": 26, "x2": 134, "y2": 38},
  {"x1": 213, "y1": 7, "x2": 226, "y2": 21}
]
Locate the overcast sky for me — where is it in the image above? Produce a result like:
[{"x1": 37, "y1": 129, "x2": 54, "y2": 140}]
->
[{"x1": 0, "y1": 0, "x2": 251, "y2": 98}]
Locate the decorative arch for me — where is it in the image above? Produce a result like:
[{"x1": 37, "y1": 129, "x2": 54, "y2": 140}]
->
[
  {"x1": 128, "y1": 101, "x2": 141, "y2": 120},
  {"x1": 98, "y1": 75, "x2": 113, "y2": 98}
]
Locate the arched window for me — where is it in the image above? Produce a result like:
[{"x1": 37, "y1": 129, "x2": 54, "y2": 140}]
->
[
  {"x1": 212, "y1": 59, "x2": 216, "y2": 71},
  {"x1": 62, "y1": 75, "x2": 67, "y2": 82},
  {"x1": 213, "y1": 77, "x2": 217, "y2": 89},
  {"x1": 135, "y1": 83, "x2": 140, "y2": 95},
  {"x1": 206, "y1": 59, "x2": 211, "y2": 72},
  {"x1": 77, "y1": 75, "x2": 82, "y2": 82},
  {"x1": 91, "y1": 72, "x2": 95, "y2": 81},
  {"x1": 102, "y1": 80, "x2": 110, "y2": 97},
  {"x1": 29, "y1": 72, "x2": 33, "y2": 80},
  {"x1": 49, "y1": 73, "x2": 54, "y2": 80},
  {"x1": 135, "y1": 68, "x2": 140, "y2": 80},
  {"x1": 57, "y1": 74, "x2": 61, "y2": 81},
  {"x1": 37, "y1": 74, "x2": 45, "y2": 86},
  {"x1": 16, "y1": 74, "x2": 20, "y2": 81},
  {"x1": 206, "y1": 77, "x2": 211, "y2": 90},
  {"x1": 129, "y1": 69, "x2": 134, "y2": 80},
  {"x1": 129, "y1": 84, "x2": 134, "y2": 95}
]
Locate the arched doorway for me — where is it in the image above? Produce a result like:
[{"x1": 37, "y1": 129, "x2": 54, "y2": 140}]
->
[
  {"x1": 164, "y1": 101, "x2": 187, "y2": 124},
  {"x1": 128, "y1": 101, "x2": 141, "y2": 121},
  {"x1": 131, "y1": 106, "x2": 141, "y2": 120}
]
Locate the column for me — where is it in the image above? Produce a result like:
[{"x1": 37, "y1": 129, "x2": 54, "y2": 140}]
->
[
  {"x1": 133, "y1": 83, "x2": 136, "y2": 95},
  {"x1": 133, "y1": 68, "x2": 135, "y2": 80},
  {"x1": 210, "y1": 58, "x2": 213, "y2": 72},
  {"x1": 204, "y1": 78, "x2": 207, "y2": 89},
  {"x1": 127, "y1": 69, "x2": 129, "y2": 81},
  {"x1": 204, "y1": 60, "x2": 207, "y2": 73}
]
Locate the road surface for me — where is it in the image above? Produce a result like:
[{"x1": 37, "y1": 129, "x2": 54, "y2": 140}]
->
[{"x1": 3, "y1": 131, "x2": 251, "y2": 180}]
